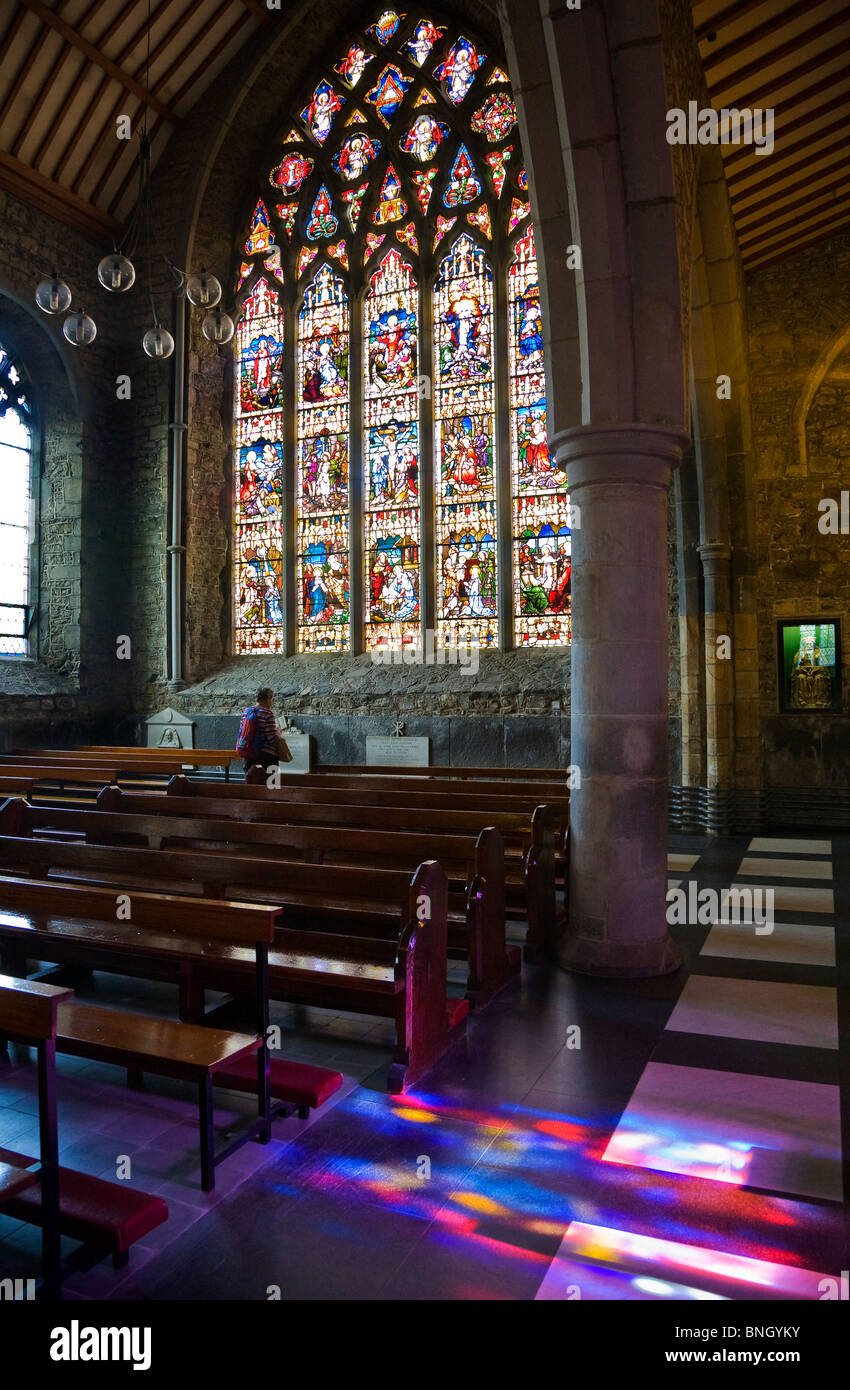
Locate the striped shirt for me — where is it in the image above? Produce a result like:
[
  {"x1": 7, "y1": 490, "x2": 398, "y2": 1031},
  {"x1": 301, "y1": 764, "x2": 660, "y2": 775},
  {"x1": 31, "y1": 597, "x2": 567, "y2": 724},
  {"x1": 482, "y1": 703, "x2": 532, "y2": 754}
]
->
[{"x1": 254, "y1": 705, "x2": 280, "y2": 754}]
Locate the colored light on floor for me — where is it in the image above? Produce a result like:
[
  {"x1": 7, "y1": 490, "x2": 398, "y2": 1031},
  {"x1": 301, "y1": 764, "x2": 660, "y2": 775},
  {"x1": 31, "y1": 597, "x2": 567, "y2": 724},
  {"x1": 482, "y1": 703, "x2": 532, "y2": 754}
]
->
[{"x1": 558, "y1": 1222, "x2": 830, "y2": 1297}]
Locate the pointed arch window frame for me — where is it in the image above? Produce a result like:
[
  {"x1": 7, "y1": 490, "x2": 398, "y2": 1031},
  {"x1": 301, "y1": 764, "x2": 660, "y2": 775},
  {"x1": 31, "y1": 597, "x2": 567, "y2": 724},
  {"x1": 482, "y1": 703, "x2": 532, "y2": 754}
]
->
[
  {"x1": 230, "y1": 8, "x2": 568, "y2": 657},
  {"x1": 0, "y1": 341, "x2": 38, "y2": 659}
]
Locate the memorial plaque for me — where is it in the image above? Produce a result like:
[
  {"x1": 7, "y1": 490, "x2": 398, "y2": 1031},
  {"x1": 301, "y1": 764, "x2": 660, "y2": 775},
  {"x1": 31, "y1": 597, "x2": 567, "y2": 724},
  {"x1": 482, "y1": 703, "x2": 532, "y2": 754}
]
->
[
  {"x1": 280, "y1": 732, "x2": 312, "y2": 774},
  {"x1": 366, "y1": 736, "x2": 430, "y2": 767},
  {"x1": 145, "y1": 707, "x2": 195, "y2": 750}
]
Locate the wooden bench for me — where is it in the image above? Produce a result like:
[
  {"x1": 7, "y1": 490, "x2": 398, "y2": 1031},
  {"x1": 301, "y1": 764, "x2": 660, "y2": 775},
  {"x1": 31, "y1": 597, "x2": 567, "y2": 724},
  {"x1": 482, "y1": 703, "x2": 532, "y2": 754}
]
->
[
  {"x1": 0, "y1": 801, "x2": 517, "y2": 1008},
  {"x1": 39, "y1": 747, "x2": 237, "y2": 779},
  {"x1": 0, "y1": 974, "x2": 168, "y2": 1290},
  {"x1": 0, "y1": 773, "x2": 34, "y2": 800},
  {"x1": 88, "y1": 785, "x2": 559, "y2": 960},
  {"x1": 274, "y1": 770, "x2": 566, "y2": 800},
  {"x1": 320, "y1": 763, "x2": 568, "y2": 780},
  {"x1": 0, "y1": 883, "x2": 286, "y2": 1190},
  {"x1": 0, "y1": 868, "x2": 464, "y2": 1094},
  {"x1": 3, "y1": 754, "x2": 179, "y2": 778}
]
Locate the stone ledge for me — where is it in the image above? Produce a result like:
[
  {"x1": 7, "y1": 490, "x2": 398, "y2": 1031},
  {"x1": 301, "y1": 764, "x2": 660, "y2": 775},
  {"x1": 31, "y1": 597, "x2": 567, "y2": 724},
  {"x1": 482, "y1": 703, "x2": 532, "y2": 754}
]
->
[{"x1": 0, "y1": 659, "x2": 78, "y2": 699}]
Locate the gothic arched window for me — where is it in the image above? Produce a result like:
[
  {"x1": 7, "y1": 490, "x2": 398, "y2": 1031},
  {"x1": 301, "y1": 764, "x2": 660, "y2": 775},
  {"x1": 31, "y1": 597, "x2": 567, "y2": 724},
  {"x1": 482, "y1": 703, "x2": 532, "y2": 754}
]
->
[
  {"x1": 0, "y1": 341, "x2": 34, "y2": 657},
  {"x1": 232, "y1": 8, "x2": 571, "y2": 656}
]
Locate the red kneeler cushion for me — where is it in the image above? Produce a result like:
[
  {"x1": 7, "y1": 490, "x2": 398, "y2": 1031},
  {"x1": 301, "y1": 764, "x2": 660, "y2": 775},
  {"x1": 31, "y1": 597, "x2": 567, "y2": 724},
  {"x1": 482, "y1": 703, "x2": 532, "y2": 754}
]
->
[
  {"x1": 0, "y1": 1147, "x2": 168, "y2": 1254},
  {"x1": 446, "y1": 998, "x2": 470, "y2": 1029},
  {"x1": 213, "y1": 1055, "x2": 344, "y2": 1110}
]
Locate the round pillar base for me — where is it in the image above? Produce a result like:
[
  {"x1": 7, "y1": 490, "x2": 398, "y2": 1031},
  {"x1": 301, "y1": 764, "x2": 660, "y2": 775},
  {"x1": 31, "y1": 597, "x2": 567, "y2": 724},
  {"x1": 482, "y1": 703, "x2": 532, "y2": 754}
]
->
[{"x1": 557, "y1": 930, "x2": 682, "y2": 979}]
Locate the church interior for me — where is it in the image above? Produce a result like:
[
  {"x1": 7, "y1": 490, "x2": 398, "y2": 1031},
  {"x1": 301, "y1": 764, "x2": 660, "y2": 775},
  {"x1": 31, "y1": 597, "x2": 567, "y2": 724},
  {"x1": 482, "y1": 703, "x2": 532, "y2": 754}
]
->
[{"x1": 0, "y1": 0, "x2": 848, "y2": 1323}]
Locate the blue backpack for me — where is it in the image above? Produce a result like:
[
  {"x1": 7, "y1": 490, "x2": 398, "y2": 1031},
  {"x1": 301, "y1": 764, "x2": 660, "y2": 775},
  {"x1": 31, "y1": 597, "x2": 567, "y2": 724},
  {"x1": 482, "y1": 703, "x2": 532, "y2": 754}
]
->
[{"x1": 236, "y1": 705, "x2": 264, "y2": 760}]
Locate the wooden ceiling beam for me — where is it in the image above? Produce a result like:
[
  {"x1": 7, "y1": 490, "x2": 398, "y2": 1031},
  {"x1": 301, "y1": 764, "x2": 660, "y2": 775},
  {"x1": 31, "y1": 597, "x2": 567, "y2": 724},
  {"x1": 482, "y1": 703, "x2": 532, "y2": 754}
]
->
[
  {"x1": 725, "y1": 119, "x2": 850, "y2": 188},
  {"x1": 0, "y1": 19, "x2": 53, "y2": 130},
  {"x1": 741, "y1": 204, "x2": 850, "y2": 259},
  {"x1": 239, "y1": 0, "x2": 270, "y2": 19},
  {"x1": 18, "y1": 0, "x2": 180, "y2": 124},
  {"x1": 723, "y1": 99, "x2": 850, "y2": 171},
  {"x1": 745, "y1": 215, "x2": 850, "y2": 270},
  {"x1": 730, "y1": 151, "x2": 850, "y2": 216},
  {"x1": 701, "y1": 0, "x2": 830, "y2": 72},
  {"x1": 705, "y1": 31, "x2": 850, "y2": 107},
  {"x1": 738, "y1": 188, "x2": 850, "y2": 244},
  {"x1": 733, "y1": 163, "x2": 849, "y2": 222},
  {"x1": 702, "y1": 7, "x2": 850, "y2": 94},
  {"x1": 694, "y1": 0, "x2": 774, "y2": 43},
  {"x1": 0, "y1": 147, "x2": 121, "y2": 243},
  {"x1": 105, "y1": 3, "x2": 248, "y2": 213},
  {"x1": 64, "y1": 0, "x2": 184, "y2": 194}
]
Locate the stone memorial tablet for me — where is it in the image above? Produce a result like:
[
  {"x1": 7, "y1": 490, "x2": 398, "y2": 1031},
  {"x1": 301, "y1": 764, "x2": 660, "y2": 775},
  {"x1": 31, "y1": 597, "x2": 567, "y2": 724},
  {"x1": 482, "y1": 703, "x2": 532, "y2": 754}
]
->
[
  {"x1": 146, "y1": 707, "x2": 195, "y2": 750},
  {"x1": 366, "y1": 736, "x2": 430, "y2": 767},
  {"x1": 280, "y1": 732, "x2": 312, "y2": 774}
]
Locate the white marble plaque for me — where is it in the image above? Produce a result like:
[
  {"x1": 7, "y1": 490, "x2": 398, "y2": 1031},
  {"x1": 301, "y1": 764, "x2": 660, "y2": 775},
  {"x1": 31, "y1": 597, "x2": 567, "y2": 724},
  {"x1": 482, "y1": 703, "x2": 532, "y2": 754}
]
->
[
  {"x1": 279, "y1": 733, "x2": 312, "y2": 774},
  {"x1": 366, "y1": 736, "x2": 430, "y2": 767},
  {"x1": 145, "y1": 707, "x2": 194, "y2": 750}
]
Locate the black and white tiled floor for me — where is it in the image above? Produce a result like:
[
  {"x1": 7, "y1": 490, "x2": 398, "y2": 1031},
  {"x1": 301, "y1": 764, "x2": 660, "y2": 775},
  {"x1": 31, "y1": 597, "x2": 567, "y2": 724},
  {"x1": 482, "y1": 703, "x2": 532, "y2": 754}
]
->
[{"x1": 0, "y1": 834, "x2": 847, "y2": 1300}]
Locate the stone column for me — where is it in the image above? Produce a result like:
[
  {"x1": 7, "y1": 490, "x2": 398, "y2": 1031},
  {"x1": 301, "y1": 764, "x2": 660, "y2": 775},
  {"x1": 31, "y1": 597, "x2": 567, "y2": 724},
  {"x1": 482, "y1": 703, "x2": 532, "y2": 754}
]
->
[
  {"x1": 554, "y1": 424, "x2": 689, "y2": 978},
  {"x1": 698, "y1": 542, "x2": 735, "y2": 794}
]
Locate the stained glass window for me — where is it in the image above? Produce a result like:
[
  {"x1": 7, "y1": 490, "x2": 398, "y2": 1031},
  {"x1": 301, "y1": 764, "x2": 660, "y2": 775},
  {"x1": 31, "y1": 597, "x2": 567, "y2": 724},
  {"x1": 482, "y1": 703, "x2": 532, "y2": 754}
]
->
[
  {"x1": 434, "y1": 235, "x2": 497, "y2": 649},
  {"x1": 296, "y1": 264, "x2": 350, "y2": 652},
  {"x1": 364, "y1": 248, "x2": 420, "y2": 653},
  {"x1": 231, "y1": 10, "x2": 566, "y2": 657},
  {"x1": 509, "y1": 229, "x2": 570, "y2": 646},
  {"x1": 233, "y1": 278, "x2": 285, "y2": 655},
  {"x1": 0, "y1": 344, "x2": 33, "y2": 657}
]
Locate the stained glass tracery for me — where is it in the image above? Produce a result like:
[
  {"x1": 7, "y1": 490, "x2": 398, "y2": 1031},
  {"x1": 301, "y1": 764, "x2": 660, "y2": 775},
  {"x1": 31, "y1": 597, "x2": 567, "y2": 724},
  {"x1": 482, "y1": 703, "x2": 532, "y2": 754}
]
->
[
  {"x1": 234, "y1": 278, "x2": 286, "y2": 654},
  {"x1": 233, "y1": 10, "x2": 565, "y2": 657},
  {"x1": 434, "y1": 235, "x2": 497, "y2": 649},
  {"x1": 297, "y1": 265, "x2": 351, "y2": 652},
  {"x1": 364, "y1": 249, "x2": 421, "y2": 652},
  {"x1": 509, "y1": 228, "x2": 570, "y2": 646}
]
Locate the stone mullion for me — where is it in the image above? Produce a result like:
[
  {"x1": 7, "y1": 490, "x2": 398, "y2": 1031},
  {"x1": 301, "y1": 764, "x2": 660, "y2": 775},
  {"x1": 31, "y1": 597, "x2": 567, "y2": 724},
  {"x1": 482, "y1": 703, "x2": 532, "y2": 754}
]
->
[
  {"x1": 349, "y1": 289, "x2": 364, "y2": 654},
  {"x1": 494, "y1": 261, "x2": 512, "y2": 650},
  {"x1": 282, "y1": 296, "x2": 297, "y2": 655},
  {"x1": 420, "y1": 274, "x2": 435, "y2": 643}
]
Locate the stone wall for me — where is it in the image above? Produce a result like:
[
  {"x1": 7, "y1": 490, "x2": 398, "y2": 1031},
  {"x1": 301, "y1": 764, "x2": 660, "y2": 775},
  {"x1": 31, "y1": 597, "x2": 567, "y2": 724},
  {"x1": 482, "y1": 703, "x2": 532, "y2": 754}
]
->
[
  {"x1": 746, "y1": 227, "x2": 850, "y2": 789},
  {"x1": 0, "y1": 193, "x2": 128, "y2": 748},
  {"x1": 110, "y1": 0, "x2": 685, "y2": 769}
]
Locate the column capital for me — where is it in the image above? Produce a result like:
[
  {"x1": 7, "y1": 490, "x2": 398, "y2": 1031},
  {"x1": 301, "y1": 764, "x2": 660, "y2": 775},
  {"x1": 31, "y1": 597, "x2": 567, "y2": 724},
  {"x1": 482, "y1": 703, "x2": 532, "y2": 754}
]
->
[
  {"x1": 550, "y1": 422, "x2": 692, "y2": 489},
  {"x1": 697, "y1": 541, "x2": 733, "y2": 571}
]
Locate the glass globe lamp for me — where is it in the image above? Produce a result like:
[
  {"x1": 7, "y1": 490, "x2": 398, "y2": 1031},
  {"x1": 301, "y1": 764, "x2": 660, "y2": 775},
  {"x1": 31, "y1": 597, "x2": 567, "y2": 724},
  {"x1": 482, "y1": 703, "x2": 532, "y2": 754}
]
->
[
  {"x1": 97, "y1": 252, "x2": 136, "y2": 292},
  {"x1": 35, "y1": 274, "x2": 72, "y2": 315},
  {"x1": 202, "y1": 308, "x2": 235, "y2": 344},
  {"x1": 62, "y1": 309, "x2": 97, "y2": 346},
  {"x1": 186, "y1": 269, "x2": 222, "y2": 308},
  {"x1": 142, "y1": 326, "x2": 175, "y2": 359}
]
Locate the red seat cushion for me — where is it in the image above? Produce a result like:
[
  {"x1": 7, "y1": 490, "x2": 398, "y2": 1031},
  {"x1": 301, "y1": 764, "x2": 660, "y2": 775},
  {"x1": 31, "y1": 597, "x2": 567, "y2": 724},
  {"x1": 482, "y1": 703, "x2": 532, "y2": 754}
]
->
[
  {"x1": 446, "y1": 998, "x2": 470, "y2": 1029},
  {"x1": 0, "y1": 1147, "x2": 167, "y2": 1253},
  {"x1": 213, "y1": 1054, "x2": 343, "y2": 1110}
]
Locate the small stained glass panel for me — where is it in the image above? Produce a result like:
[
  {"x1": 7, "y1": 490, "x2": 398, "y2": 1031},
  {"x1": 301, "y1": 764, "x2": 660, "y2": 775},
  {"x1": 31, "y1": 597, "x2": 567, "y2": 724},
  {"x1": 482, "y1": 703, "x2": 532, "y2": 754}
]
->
[{"x1": 297, "y1": 264, "x2": 351, "y2": 652}]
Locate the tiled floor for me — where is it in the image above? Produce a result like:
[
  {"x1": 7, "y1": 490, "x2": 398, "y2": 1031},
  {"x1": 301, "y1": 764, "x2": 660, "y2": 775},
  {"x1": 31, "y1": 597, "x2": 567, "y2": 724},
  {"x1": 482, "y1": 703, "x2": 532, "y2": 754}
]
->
[{"x1": 0, "y1": 832, "x2": 847, "y2": 1300}]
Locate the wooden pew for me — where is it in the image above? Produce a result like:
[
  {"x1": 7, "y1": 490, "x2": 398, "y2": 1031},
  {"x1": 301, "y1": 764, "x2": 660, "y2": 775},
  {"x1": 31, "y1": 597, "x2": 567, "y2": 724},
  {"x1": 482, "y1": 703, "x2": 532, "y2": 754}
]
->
[
  {"x1": 90, "y1": 784, "x2": 559, "y2": 960},
  {"x1": 0, "y1": 800, "x2": 516, "y2": 1008},
  {"x1": 24, "y1": 747, "x2": 237, "y2": 779},
  {"x1": 0, "y1": 975, "x2": 168, "y2": 1290},
  {"x1": 0, "y1": 773, "x2": 34, "y2": 799},
  {"x1": 0, "y1": 868, "x2": 464, "y2": 1094},
  {"x1": 3, "y1": 754, "x2": 180, "y2": 777},
  {"x1": 320, "y1": 763, "x2": 567, "y2": 780},
  {"x1": 0, "y1": 882, "x2": 282, "y2": 1190},
  {"x1": 266, "y1": 770, "x2": 564, "y2": 800}
]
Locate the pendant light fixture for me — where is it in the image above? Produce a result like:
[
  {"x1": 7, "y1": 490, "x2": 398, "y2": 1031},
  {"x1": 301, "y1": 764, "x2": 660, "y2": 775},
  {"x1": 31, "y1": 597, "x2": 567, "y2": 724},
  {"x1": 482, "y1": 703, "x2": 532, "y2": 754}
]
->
[{"x1": 33, "y1": 0, "x2": 232, "y2": 360}]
